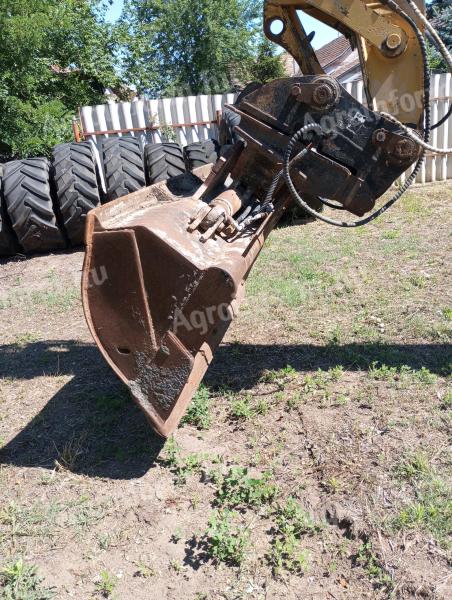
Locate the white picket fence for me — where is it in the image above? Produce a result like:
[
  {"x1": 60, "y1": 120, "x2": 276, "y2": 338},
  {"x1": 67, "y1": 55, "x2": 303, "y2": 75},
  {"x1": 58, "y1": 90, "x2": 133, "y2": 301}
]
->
[
  {"x1": 343, "y1": 74, "x2": 452, "y2": 184},
  {"x1": 79, "y1": 73, "x2": 451, "y2": 185}
]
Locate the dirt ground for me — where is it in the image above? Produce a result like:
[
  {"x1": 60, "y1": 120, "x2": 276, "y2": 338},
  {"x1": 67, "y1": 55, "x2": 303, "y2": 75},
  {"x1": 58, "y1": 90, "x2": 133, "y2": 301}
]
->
[{"x1": 0, "y1": 183, "x2": 451, "y2": 600}]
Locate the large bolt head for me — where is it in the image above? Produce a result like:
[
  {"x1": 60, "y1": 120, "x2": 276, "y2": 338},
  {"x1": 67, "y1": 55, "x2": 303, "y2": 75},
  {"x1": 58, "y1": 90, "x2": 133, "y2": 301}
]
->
[
  {"x1": 312, "y1": 84, "x2": 334, "y2": 107},
  {"x1": 386, "y1": 33, "x2": 402, "y2": 50}
]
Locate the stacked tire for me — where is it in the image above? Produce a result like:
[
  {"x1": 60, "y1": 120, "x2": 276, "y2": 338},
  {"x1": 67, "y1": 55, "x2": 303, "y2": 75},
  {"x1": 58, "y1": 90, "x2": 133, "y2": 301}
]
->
[
  {"x1": 103, "y1": 137, "x2": 146, "y2": 202},
  {"x1": 51, "y1": 142, "x2": 101, "y2": 245},
  {"x1": 0, "y1": 133, "x2": 221, "y2": 259},
  {"x1": 0, "y1": 143, "x2": 101, "y2": 257},
  {"x1": 2, "y1": 158, "x2": 65, "y2": 255}
]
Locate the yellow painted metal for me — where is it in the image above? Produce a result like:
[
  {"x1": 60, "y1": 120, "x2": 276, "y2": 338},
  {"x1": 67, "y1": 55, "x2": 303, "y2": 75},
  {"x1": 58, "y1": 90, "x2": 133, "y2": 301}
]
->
[{"x1": 264, "y1": 1, "x2": 426, "y2": 126}]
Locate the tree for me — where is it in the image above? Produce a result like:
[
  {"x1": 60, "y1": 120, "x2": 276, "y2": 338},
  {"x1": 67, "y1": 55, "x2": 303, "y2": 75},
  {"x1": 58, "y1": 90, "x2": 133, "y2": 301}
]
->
[
  {"x1": 119, "y1": 0, "x2": 263, "y2": 97},
  {"x1": 426, "y1": 0, "x2": 451, "y2": 71},
  {"x1": 249, "y1": 37, "x2": 285, "y2": 84},
  {"x1": 0, "y1": 1, "x2": 122, "y2": 158}
]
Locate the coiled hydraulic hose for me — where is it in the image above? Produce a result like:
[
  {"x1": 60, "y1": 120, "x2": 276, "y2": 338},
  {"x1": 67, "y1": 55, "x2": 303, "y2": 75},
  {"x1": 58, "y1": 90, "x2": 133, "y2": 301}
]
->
[{"x1": 278, "y1": 0, "x2": 432, "y2": 228}]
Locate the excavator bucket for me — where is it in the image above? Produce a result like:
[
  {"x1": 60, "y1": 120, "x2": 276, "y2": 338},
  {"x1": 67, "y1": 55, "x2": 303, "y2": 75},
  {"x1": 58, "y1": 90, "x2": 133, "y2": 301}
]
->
[
  {"x1": 83, "y1": 69, "x2": 424, "y2": 438},
  {"x1": 82, "y1": 161, "x2": 291, "y2": 438},
  {"x1": 82, "y1": 0, "x2": 429, "y2": 439}
]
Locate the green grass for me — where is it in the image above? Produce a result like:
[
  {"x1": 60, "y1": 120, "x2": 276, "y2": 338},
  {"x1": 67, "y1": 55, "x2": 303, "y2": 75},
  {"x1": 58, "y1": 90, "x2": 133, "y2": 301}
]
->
[
  {"x1": 0, "y1": 497, "x2": 111, "y2": 550},
  {"x1": 260, "y1": 365, "x2": 297, "y2": 388},
  {"x1": 0, "y1": 558, "x2": 55, "y2": 599},
  {"x1": 0, "y1": 286, "x2": 79, "y2": 313},
  {"x1": 392, "y1": 454, "x2": 451, "y2": 551},
  {"x1": 440, "y1": 390, "x2": 452, "y2": 410},
  {"x1": 393, "y1": 481, "x2": 451, "y2": 551},
  {"x1": 230, "y1": 395, "x2": 255, "y2": 421},
  {"x1": 396, "y1": 451, "x2": 433, "y2": 482}
]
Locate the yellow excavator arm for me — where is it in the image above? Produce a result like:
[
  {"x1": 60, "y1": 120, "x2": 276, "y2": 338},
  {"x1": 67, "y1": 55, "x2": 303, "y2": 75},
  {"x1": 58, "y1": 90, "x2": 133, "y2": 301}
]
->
[
  {"x1": 264, "y1": 1, "x2": 426, "y2": 126},
  {"x1": 82, "y1": 0, "x2": 439, "y2": 437}
]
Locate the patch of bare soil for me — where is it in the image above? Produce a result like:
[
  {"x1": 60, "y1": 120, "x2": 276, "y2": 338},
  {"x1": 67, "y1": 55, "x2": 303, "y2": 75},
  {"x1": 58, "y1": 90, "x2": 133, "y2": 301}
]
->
[{"x1": 0, "y1": 183, "x2": 451, "y2": 600}]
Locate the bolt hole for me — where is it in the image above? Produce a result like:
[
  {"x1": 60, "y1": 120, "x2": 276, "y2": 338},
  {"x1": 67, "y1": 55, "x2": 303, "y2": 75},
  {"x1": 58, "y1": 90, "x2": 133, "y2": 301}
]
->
[
  {"x1": 117, "y1": 347, "x2": 131, "y2": 355},
  {"x1": 269, "y1": 18, "x2": 285, "y2": 36}
]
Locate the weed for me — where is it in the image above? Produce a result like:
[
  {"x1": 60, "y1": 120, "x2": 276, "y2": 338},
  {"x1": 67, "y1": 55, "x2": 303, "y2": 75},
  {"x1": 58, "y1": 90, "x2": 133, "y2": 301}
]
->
[
  {"x1": 230, "y1": 395, "x2": 254, "y2": 421},
  {"x1": 369, "y1": 362, "x2": 398, "y2": 381},
  {"x1": 254, "y1": 398, "x2": 270, "y2": 415},
  {"x1": 169, "y1": 559, "x2": 183, "y2": 574},
  {"x1": 202, "y1": 510, "x2": 249, "y2": 566},
  {"x1": 442, "y1": 308, "x2": 452, "y2": 321},
  {"x1": 274, "y1": 497, "x2": 322, "y2": 537},
  {"x1": 215, "y1": 467, "x2": 278, "y2": 509},
  {"x1": 268, "y1": 535, "x2": 310, "y2": 577},
  {"x1": 95, "y1": 570, "x2": 117, "y2": 598},
  {"x1": 267, "y1": 497, "x2": 316, "y2": 576},
  {"x1": 303, "y1": 367, "x2": 343, "y2": 393},
  {"x1": 323, "y1": 477, "x2": 342, "y2": 494},
  {"x1": 54, "y1": 433, "x2": 86, "y2": 471},
  {"x1": 181, "y1": 385, "x2": 212, "y2": 429},
  {"x1": 382, "y1": 230, "x2": 400, "y2": 240},
  {"x1": 440, "y1": 390, "x2": 452, "y2": 410},
  {"x1": 261, "y1": 365, "x2": 297, "y2": 388},
  {"x1": 356, "y1": 542, "x2": 393, "y2": 591},
  {"x1": 369, "y1": 362, "x2": 437, "y2": 385},
  {"x1": 396, "y1": 452, "x2": 433, "y2": 482},
  {"x1": 0, "y1": 558, "x2": 55, "y2": 599},
  {"x1": 170, "y1": 527, "x2": 183, "y2": 544},
  {"x1": 98, "y1": 533, "x2": 112, "y2": 551},
  {"x1": 393, "y1": 477, "x2": 451, "y2": 549},
  {"x1": 133, "y1": 562, "x2": 155, "y2": 578},
  {"x1": 407, "y1": 274, "x2": 427, "y2": 289},
  {"x1": 287, "y1": 392, "x2": 303, "y2": 409},
  {"x1": 160, "y1": 123, "x2": 177, "y2": 143},
  {"x1": 334, "y1": 393, "x2": 350, "y2": 406},
  {"x1": 161, "y1": 437, "x2": 207, "y2": 484},
  {"x1": 13, "y1": 332, "x2": 40, "y2": 347},
  {"x1": 411, "y1": 367, "x2": 437, "y2": 385}
]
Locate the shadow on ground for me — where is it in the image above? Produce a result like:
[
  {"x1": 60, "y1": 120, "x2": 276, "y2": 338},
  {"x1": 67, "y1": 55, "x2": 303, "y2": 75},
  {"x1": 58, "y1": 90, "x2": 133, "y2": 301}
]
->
[
  {"x1": 0, "y1": 340, "x2": 165, "y2": 480},
  {"x1": 0, "y1": 339, "x2": 450, "y2": 479}
]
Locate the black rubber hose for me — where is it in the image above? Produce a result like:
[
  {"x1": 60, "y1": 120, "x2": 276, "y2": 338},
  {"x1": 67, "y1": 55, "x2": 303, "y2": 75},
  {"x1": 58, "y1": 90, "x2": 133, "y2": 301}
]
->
[
  {"x1": 431, "y1": 103, "x2": 452, "y2": 131},
  {"x1": 258, "y1": 123, "x2": 324, "y2": 213}
]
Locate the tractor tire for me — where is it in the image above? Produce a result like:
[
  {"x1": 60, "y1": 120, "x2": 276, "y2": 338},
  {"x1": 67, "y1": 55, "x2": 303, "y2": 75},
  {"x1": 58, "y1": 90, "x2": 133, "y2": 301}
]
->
[
  {"x1": 219, "y1": 107, "x2": 242, "y2": 146},
  {"x1": 51, "y1": 142, "x2": 101, "y2": 246},
  {"x1": 0, "y1": 173, "x2": 20, "y2": 257},
  {"x1": 102, "y1": 137, "x2": 146, "y2": 202},
  {"x1": 144, "y1": 142, "x2": 186, "y2": 184},
  {"x1": 184, "y1": 140, "x2": 219, "y2": 172},
  {"x1": 2, "y1": 158, "x2": 66, "y2": 254}
]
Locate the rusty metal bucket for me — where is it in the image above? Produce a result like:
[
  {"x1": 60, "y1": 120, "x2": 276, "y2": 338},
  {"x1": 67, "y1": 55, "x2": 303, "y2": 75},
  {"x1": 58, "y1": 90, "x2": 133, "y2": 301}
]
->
[
  {"x1": 82, "y1": 164, "x2": 289, "y2": 438},
  {"x1": 82, "y1": 74, "x2": 423, "y2": 439}
]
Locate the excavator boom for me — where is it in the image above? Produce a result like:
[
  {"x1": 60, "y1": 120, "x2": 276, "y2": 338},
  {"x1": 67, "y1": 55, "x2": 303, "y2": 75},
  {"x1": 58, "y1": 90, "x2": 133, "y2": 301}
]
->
[{"x1": 83, "y1": 0, "x2": 429, "y2": 437}]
